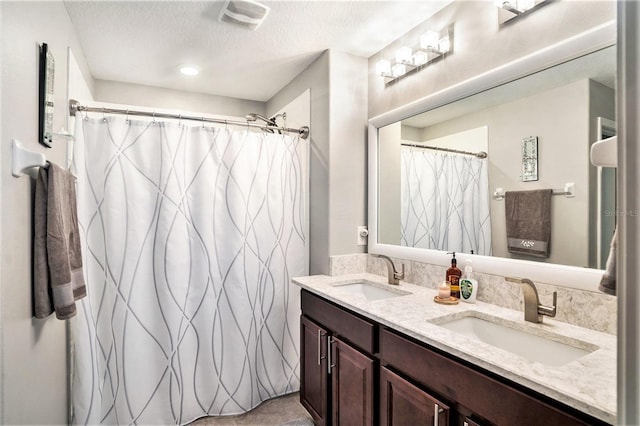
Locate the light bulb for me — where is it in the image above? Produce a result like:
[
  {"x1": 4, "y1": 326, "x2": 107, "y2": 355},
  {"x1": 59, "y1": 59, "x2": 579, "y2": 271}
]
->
[
  {"x1": 517, "y1": 0, "x2": 535, "y2": 11},
  {"x1": 395, "y1": 47, "x2": 412, "y2": 64},
  {"x1": 376, "y1": 59, "x2": 391, "y2": 76},
  {"x1": 438, "y1": 35, "x2": 451, "y2": 54},
  {"x1": 179, "y1": 65, "x2": 199, "y2": 76},
  {"x1": 391, "y1": 63, "x2": 407, "y2": 78},
  {"x1": 412, "y1": 51, "x2": 428, "y2": 66},
  {"x1": 420, "y1": 31, "x2": 439, "y2": 50}
]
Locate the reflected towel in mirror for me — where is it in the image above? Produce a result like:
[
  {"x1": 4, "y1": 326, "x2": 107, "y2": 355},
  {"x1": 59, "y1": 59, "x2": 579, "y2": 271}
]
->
[{"x1": 505, "y1": 189, "x2": 552, "y2": 258}]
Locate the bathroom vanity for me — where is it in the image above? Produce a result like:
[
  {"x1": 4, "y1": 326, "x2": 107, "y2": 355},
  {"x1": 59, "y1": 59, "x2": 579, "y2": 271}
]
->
[{"x1": 295, "y1": 274, "x2": 615, "y2": 426}]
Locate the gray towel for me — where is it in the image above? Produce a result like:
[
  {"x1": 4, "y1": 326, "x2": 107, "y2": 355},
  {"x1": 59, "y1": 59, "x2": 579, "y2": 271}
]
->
[
  {"x1": 599, "y1": 227, "x2": 616, "y2": 295},
  {"x1": 33, "y1": 162, "x2": 86, "y2": 319},
  {"x1": 505, "y1": 189, "x2": 552, "y2": 258}
]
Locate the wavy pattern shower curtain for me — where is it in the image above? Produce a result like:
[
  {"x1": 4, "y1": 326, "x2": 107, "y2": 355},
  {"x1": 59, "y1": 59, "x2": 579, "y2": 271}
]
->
[
  {"x1": 401, "y1": 147, "x2": 492, "y2": 255},
  {"x1": 71, "y1": 116, "x2": 307, "y2": 425}
]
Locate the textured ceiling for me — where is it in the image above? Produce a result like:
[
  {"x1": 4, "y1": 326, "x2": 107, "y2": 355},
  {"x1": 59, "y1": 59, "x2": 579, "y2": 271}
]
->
[{"x1": 64, "y1": 1, "x2": 453, "y2": 102}]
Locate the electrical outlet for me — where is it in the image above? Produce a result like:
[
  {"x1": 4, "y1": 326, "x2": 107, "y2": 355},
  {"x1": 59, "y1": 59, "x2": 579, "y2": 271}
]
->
[{"x1": 357, "y1": 226, "x2": 368, "y2": 246}]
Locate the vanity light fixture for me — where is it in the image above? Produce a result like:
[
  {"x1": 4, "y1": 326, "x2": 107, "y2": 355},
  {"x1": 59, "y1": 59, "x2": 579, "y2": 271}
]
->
[
  {"x1": 375, "y1": 28, "x2": 453, "y2": 83},
  {"x1": 495, "y1": 0, "x2": 549, "y2": 24}
]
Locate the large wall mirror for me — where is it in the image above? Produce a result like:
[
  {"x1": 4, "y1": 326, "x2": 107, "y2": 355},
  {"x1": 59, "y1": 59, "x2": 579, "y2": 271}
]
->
[{"x1": 368, "y1": 22, "x2": 616, "y2": 291}]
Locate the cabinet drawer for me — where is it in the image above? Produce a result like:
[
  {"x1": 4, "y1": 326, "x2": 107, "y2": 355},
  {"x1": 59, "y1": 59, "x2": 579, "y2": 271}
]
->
[
  {"x1": 301, "y1": 290, "x2": 376, "y2": 353},
  {"x1": 380, "y1": 328, "x2": 602, "y2": 426}
]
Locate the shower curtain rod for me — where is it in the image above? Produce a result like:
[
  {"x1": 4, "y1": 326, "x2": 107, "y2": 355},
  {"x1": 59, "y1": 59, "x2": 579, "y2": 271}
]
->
[
  {"x1": 401, "y1": 142, "x2": 488, "y2": 158},
  {"x1": 68, "y1": 99, "x2": 310, "y2": 140}
]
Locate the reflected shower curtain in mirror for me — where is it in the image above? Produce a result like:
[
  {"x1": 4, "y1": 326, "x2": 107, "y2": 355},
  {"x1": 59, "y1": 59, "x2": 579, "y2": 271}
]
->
[
  {"x1": 401, "y1": 147, "x2": 492, "y2": 255},
  {"x1": 71, "y1": 116, "x2": 307, "y2": 425}
]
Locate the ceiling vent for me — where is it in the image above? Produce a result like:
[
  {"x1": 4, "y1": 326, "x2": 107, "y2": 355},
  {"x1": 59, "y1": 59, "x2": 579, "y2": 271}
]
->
[{"x1": 218, "y1": 0, "x2": 270, "y2": 31}]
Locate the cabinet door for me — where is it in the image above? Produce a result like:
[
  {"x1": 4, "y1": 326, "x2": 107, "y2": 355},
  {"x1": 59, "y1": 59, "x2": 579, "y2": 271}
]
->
[
  {"x1": 331, "y1": 336, "x2": 375, "y2": 426},
  {"x1": 380, "y1": 367, "x2": 450, "y2": 426},
  {"x1": 300, "y1": 315, "x2": 329, "y2": 426}
]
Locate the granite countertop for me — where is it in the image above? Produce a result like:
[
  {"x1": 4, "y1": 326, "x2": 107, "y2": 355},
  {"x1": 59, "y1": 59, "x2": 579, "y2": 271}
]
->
[{"x1": 292, "y1": 273, "x2": 616, "y2": 424}]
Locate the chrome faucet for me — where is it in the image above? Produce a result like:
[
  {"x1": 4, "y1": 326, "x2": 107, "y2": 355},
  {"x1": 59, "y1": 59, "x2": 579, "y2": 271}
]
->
[
  {"x1": 505, "y1": 277, "x2": 557, "y2": 323},
  {"x1": 375, "y1": 255, "x2": 405, "y2": 285}
]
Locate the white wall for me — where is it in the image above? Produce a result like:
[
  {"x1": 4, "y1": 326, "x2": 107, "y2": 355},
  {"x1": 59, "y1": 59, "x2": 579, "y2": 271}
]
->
[
  {"x1": 94, "y1": 79, "x2": 266, "y2": 118},
  {"x1": 0, "y1": 1, "x2": 93, "y2": 423},
  {"x1": 328, "y1": 51, "x2": 368, "y2": 257}
]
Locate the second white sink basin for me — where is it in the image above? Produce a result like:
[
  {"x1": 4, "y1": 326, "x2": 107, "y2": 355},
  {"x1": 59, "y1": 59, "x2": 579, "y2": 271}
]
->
[
  {"x1": 431, "y1": 312, "x2": 598, "y2": 367},
  {"x1": 332, "y1": 280, "x2": 411, "y2": 301}
]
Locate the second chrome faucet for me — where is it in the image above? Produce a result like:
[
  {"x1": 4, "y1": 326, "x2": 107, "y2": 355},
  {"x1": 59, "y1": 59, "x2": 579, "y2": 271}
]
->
[
  {"x1": 506, "y1": 277, "x2": 557, "y2": 323},
  {"x1": 375, "y1": 254, "x2": 404, "y2": 285}
]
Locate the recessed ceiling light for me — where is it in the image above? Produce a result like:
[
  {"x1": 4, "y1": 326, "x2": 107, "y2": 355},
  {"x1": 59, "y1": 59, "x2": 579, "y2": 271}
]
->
[{"x1": 179, "y1": 65, "x2": 199, "y2": 76}]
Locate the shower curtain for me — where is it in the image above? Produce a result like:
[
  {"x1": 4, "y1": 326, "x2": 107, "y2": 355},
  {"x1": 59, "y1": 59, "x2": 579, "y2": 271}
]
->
[
  {"x1": 71, "y1": 116, "x2": 307, "y2": 425},
  {"x1": 400, "y1": 147, "x2": 492, "y2": 255}
]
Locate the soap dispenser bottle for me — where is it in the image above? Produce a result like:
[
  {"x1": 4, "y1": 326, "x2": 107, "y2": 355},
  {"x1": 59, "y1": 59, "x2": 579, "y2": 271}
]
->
[
  {"x1": 446, "y1": 252, "x2": 462, "y2": 298},
  {"x1": 460, "y1": 260, "x2": 478, "y2": 303}
]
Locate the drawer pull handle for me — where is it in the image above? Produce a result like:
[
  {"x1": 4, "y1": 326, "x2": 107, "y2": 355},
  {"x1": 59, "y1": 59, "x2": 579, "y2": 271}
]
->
[
  {"x1": 317, "y1": 329, "x2": 326, "y2": 365},
  {"x1": 434, "y1": 404, "x2": 444, "y2": 426},
  {"x1": 328, "y1": 336, "x2": 336, "y2": 374}
]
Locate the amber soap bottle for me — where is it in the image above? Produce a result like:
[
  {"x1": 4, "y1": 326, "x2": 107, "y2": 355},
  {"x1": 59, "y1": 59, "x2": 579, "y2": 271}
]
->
[{"x1": 446, "y1": 252, "x2": 462, "y2": 298}]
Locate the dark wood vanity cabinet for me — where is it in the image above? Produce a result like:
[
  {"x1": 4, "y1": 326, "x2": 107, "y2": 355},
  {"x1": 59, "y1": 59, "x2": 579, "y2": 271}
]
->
[
  {"x1": 300, "y1": 290, "x2": 609, "y2": 426},
  {"x1": 300, "y1": 290, "x2": 376, "y2": 426}
]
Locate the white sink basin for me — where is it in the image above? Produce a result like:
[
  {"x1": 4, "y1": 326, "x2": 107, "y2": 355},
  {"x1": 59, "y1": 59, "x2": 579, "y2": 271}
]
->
[
  {"x1": 431, "y1": 312, "x2": 598, "y2": 367},
  {"x1": 332, "y1": 280, "x2": 411, "y2": 301}
]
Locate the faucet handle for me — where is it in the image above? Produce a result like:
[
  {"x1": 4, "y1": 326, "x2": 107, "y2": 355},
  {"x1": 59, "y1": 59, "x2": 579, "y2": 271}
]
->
[
  {"x1": 394, "y1": 263, "x2": 405, "y2": 280},
  {"x1": 538, "y1": 291, "x2": 557, "y2": 318}
]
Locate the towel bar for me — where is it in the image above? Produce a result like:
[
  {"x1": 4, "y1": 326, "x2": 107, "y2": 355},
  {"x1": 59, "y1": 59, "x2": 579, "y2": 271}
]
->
[{"x1": 493, "y1": 183, "x2": 575, "y2": 201}]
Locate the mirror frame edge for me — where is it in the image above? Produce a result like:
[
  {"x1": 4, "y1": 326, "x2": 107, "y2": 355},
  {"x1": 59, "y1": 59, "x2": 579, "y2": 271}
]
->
[{"x1": 368, "y1": 20, "x2": 616, "y2": 292}]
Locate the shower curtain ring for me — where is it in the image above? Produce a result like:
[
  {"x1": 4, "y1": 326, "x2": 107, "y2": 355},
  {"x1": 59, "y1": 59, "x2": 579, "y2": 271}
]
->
[
  {"x1": 125, "y1": 109, "x2": 130, "y2": 124},
  {"x1": 152, "y1": 112, "x2": 156, "y2": 125},
  {"x1": 201, "y1": 117, "x2": 205, "y2": 129},
  {"x1": 225, "y1": 120, "x2": 228, "y2": 130},
  {"x1": 102, "y1": 107, "x2": 106, "y2": 122},
  {"x1": 178, "y1": 114, "x2": 182, "y2": 127}
]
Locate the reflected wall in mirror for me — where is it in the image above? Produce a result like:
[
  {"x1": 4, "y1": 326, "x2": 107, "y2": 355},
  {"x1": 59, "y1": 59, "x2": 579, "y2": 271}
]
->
[{"x1": 378, "y1": 46, "x2": 615, "y2": 269}]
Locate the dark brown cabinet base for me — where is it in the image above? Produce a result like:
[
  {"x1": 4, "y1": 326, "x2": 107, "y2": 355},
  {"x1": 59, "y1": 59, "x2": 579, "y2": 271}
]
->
[{"x1": 300, "y1": 289, "x2": 609, "y2": 426}]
